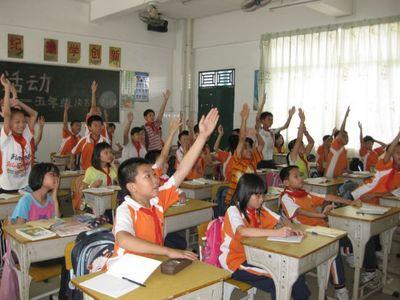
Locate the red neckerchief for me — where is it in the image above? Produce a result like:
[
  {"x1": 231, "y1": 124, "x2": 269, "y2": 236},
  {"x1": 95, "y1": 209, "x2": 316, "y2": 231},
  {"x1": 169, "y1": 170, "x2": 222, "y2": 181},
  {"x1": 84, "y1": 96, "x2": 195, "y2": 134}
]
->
[
  {"x1": 246, "y1": 208, "x2": 260, "y2": 228},
  {"x1": 100, "y1": 167, "x2": 112, "y2": 185},
  {"x1": 283, "y1": 188, "x2": 309, "y2": 198},
  {"x1": 146, "y1": 121, "x2": 159, "y2": 135},
  {"x1": 140, "y1": 206, "x2": 163, "y2": 245},
  {"x1": 91, "y1": 134, "x2": 100, "y2": 145},
  {"x1": 133, "y1": 141, "x2": 142, "y2": 156},
  {"x1": 12, "y1": 133, "x2": 27, "y2": 171},
  {"x1": 299, "y1": 153, "x2": 309, "y2": 171},
  {"x1": 386, "y1": 164, "x2": 400, "y2": 190}
]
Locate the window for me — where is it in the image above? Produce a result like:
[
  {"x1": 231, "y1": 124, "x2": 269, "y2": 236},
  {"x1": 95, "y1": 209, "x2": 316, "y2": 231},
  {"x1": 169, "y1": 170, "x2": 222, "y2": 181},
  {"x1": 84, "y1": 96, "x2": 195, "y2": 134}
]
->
[{"x1": 199, "y1": 69, "x2": 235, "y2": 87}]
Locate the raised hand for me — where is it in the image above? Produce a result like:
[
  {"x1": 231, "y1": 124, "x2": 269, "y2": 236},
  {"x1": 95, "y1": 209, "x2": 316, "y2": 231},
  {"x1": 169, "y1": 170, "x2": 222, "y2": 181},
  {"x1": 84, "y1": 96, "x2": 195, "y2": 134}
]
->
[
  {"x1": 0, "y1": 74, "x2": 11, "y2": 89},
  {"x1": 199, "y1": 108, "x2": 219, "y2": 138},
  {"x1": 38, "y1": 116, "x2": 45, "y2": 127},
  {"x1": 163, "y1": 89, "x2": 171, "y2": 101},
  {"x1": 240, "y1": 103, "x2": 249, "y2": 120},
  {"x1": 127, "y1": 111, "x2": 134, "y2": 123},
  {"x1": 64, "y1": 101, "x2": 70, "y2": 111},
  {"x1": 217, "y1": 124, "x2": 224, "y2": 135},
  {"x1": 358, "y1": 121, "x2": 362, "y2": 130},
  {"x1": 91, "y1": 80, "x2": 98, "y2": 93},
  {"x1": 345, "y1": 106, "x2": 350, "y2": 118},
  {"x1": 298, "y1": 108, "x2": 305, "y2": 123},
  {"x1": 169, "y1": 116, "x2": 182, "y2": 133},
  {"x1": 289, "y1": 106, "x2": 296, "y2": 116}
]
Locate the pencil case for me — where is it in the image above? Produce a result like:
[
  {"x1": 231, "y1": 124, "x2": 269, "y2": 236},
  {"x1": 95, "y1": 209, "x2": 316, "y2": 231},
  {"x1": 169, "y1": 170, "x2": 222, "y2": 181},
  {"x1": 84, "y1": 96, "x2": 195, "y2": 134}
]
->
[{"x1": 160, "y1": 258, "x2": 192, "y2": 275}]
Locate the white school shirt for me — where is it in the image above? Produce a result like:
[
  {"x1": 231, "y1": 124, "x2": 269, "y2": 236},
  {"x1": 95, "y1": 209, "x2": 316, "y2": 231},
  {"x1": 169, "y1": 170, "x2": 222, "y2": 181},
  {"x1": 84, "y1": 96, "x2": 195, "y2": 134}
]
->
[
  {"x1": 259, "y1": 128, "x2": 279, "y2": 161},
  {"x1": 121, "y1": 140, "x2": 147, "y2": 162},
  {"x1": 0, "y1": 127, "x2": 33, "y2": 190}
]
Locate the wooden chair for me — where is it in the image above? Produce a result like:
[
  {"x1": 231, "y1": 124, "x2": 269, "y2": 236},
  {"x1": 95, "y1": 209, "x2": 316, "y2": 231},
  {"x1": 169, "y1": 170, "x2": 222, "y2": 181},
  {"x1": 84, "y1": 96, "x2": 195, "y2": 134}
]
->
[{"x1": 197, "y1": 221, "x2": 257, "y2": 300}]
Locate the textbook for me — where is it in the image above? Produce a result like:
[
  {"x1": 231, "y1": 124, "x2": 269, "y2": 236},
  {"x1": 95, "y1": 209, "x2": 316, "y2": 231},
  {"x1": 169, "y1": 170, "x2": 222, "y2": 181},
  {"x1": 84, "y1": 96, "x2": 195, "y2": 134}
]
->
[
  {"x1": 51, "y1": 220, "x2": 91, "y2": 237},
  {"x1": 357, "y1": 204, "x2": 390, "y2": 215},
  {"x1": 305, "y1": 226, "x2": 346, "y2": 238},
  {"x1": 27, "y1": 218, "x2": 59, "y2": 229},
  {"x1": 82, "y1": 187, "x2": 114, "y2": 194},
  {"x1": 267, "y1": 235, "x2": 303, "y2": 243},
  {"x1": 16, "y1": 226, "x2": 56, "y2": 241},
  {"x1": 0, "y1": 193, "x2": 19, "y2": 200},
  {"x1": 80, "y1": 254, "x2": 161, "y2": 298}
]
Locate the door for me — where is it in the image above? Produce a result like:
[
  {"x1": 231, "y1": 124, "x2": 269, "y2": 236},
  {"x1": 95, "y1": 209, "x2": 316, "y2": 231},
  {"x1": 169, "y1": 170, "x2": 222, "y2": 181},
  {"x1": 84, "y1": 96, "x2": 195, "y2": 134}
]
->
[{"x1": 198, "y1": 69, "x2": 235, "y2": 150}]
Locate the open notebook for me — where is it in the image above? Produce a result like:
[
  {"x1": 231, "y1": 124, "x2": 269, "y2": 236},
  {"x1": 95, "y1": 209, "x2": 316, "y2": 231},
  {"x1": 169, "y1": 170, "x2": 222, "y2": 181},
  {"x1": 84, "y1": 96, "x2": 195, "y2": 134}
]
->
[
  {"x1": 80, "y1": 254, "x2": 161, "y2": 298},
  {"x1": 267, "y1": 235, "x2": 303, "y2": 243},
  {"x1": 305, "y1": 226, "x2": 346, "y2": 238},
  {"x1": 357, "y1": 204, "x2": 390, "y2": 215}
]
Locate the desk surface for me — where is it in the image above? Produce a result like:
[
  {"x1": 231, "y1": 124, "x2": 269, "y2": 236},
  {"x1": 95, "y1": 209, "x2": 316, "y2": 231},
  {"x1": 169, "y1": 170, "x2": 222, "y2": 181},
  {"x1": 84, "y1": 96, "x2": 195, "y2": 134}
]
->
[
  {"x1": 165, "y1": 199, "x2": 216, "y2": 217},
  {"x1": 328, "y1": 205, "x2": 400, "y2": 222},
  {"x1": 72, "y1": 259, "x2": 230, "y2": 300},
  {"x1": 60, "y1": 170, "x2": 84, "y2": 178},
  {"x1": 304, "y1": 177, "x2": 345, "y2": 187},
  {"x1": 180, "y1": 180, "x2": 227, "y2": 190},
  {"x1": 3, "y1": 220, "x2": 112, "y2": 244},
  {"x1": 0, "y1": 194, "x2": 20, "y2": 205},
  {"x1": 242, "y1": 224, "x2": 346, "y2": 259}
]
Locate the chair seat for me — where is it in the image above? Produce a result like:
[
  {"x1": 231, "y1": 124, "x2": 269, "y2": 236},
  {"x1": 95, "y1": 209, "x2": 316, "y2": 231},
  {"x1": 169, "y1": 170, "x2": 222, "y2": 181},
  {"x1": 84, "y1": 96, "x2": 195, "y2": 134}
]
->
[
  {"x1": 16, "y1": 263, "x2": 62, "y2": 282},
  {"x1": 225, "y1": 278, "x2": 253, "y2": 292}
]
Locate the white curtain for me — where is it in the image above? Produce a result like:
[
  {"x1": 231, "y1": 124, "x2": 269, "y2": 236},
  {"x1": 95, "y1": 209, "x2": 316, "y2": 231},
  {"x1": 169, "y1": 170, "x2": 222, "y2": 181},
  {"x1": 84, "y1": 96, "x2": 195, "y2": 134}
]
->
[{"x1": 260, "y1": 17, "x2": 400, "y2": 152}]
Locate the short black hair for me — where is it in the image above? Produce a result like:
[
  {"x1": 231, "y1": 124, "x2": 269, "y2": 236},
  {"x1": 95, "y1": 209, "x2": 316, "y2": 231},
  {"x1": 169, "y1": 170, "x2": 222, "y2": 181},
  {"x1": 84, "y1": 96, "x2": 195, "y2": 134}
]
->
[
  {"x1": 87, "y1": 115, "x2": 103, "y2": 127},
  {"x1": 10, "y1": 107, "x2": 25, "y2": 118},
  {"x1": 333, "y1": 130, "x2": 347, "y2": 138},
  {"x1": 178, "y1": 130, "x2": 189, "y2": 141},
  {"x1": 130, "y1": 126, "x2": 143, "y2": 136},
  {"x1": 194, "y1": 124, "x2": 199, "y2": 134},
  {"x1": 108, "y1": 123, "x2": 116, "y2": 130},
  {"x1": 288, "y1": 139, "x2": 297, "y2": 152},
  {"x1": 143, "y1": 109, "x2": 155, "y2": 117},
  {"x1": 245, "y1": 137, "x2": 254, "y2": 148},
  {"x1": 91, "y1": 142, "x2": 112, "y2": 171},
  {"x1": 118, "y1": 157, "x2": 151, "y2": 195},
  {"x1": 363, "y1": 135, "x2": 374, "y2": 143},
  {"x1": 323, "y1": 135, "x2": 331, "y2": 142},
  {"x1": 70, "y1": 120, "x2": 81, "y2": 127},
  {"x1": 29, "y1": 163, "x2": 60, "y2": 191},
  {"x1": 232, "y1": 128, "x2": 240, "y2": 134},
  {"x1": 145, "y1": 150, "x2": 161, "y2": 164},
  {"x1": 279, "y1": 166, "x2": 299, "y2": 181},
  {"x1": 260, "y1": 111, "x2": 273, "y2": 120}
]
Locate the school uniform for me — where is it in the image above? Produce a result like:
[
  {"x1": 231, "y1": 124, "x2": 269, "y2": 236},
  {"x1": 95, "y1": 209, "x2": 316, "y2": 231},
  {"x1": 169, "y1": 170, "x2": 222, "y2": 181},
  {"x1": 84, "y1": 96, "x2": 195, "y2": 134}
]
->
[
  {"x1": 225, "y1": 149, "x2": 262, "y2": 205},
  {"x1": 352, "y1": 158, "x2": 400, "y2": 204},
  {"x1": 219, "y1": 205, "x2": 310, "y2": 300},
  {"x1": 83, "y1": 166, "x2": 117, "y2": 187},
  {"x1": 121, "y1": 140, "x2": 147, "y2": 162},
  {"x1": 113, "y1": 176, "x2": 179, "y2": 257},
  {"x1": 288, "y1": 154, "x2": 309, "y2": 179},
  {"x1": 259, "y1": 128, "x2": 279, "y2": 161},
  {"x1": 215, "y1": 150, "x2": 232, "y2": 181},
  {"x1": 0, "y1": 127, "x2": 33, "y2": 191},
  {"x1": 359, "y1": 146, "x2": 385, "y2": 172},
  {"x1": 59, "y1": 128, "x2": 81, "y2": 155},
  {"x1": 325, "y1": 138, "x2": 347, "y2": 178},
  {"x1": 71, "y1": 134, "x2": 109, "y2": 171},
  {"x1": 175, "y1": 145, "x2": 209, "y2": 180},
  {"x1": 144, "y1": 120, "x2": 163, "y2": 151}
]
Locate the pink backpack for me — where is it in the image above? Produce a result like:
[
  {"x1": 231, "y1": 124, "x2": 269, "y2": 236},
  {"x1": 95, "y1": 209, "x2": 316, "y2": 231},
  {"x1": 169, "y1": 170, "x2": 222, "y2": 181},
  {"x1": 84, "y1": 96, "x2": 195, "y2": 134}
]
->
[
  {"x1": 0, "y1": 238, "x2": 20, "y2": 300},
  {"x1": 201, "y1": 217, "x2": 224, "y2": 268}
]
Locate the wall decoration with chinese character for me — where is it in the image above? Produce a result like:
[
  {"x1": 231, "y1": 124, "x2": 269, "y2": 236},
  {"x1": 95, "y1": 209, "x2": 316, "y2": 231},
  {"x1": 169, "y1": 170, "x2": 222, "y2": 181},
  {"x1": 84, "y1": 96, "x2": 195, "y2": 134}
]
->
[
  {"x1": 44, "y1": 38, "x2": 58, "y2": 62},
  {"x1": 8, "y1": 34, "x2": 24, "y2": 59},
  {"x1": 0, "y1": 61, "x2": 120, "y2": 122},
  {"x1": 89, "y1": 44, "x2": 102, "y2": 65},
  {"x1": 134, "y1": 72, "x2": 149, "y2": 102},
  {"x1": 109, "y1": 47, "x2": 121, "y2": 68},
  {"x1": 120, "y1": 70, "x2": 135, "y2": 109},
  {"x1": 67, "y1": 41, "x2": 81, "y2": 64}
]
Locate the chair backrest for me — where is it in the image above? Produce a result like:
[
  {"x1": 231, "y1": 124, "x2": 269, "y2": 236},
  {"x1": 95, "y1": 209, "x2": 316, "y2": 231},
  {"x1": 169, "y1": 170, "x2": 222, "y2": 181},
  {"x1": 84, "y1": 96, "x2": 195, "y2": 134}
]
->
[
  {"x1": 65, "y1": 241, "x2": 76, "y2": 271},
  {"x1": 71, "y1": 175, "x2": 85, "y2": 212}
]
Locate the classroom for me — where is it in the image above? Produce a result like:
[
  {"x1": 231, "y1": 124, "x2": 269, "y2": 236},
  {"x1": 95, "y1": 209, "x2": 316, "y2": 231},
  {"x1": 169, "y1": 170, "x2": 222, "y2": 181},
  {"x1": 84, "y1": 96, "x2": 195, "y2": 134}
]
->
[{"x1": 0, "y1": 0, "x2": 399, "y2": 299}]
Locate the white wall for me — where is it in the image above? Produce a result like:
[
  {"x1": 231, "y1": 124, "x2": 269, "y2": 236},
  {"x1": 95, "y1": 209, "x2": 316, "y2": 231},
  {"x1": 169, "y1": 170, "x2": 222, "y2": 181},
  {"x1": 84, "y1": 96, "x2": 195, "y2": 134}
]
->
[
  {"x1": 0, "y1": 0, "x2": 178, "y2": 162},
  {"x1": 192, "y1": 0, "x2": 400, "y2": 132}
]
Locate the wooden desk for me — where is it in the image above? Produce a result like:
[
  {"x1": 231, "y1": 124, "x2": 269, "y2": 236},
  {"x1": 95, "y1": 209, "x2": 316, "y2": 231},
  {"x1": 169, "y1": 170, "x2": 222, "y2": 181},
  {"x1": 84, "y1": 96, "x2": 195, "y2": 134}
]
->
[
  {"x1": 59, "y1": 170, "x2": 84, "y2": 190},
  {"x1": 274, "y1": 153, "x2": 287, "y2": 165},
  {"x1": 263, "y1": 194, "x2": 279, "y2": 211},
  {"x1": 340, "y1": 172, "x2": 372, "y2": 186},
  {"x1": 303, "y1": 177, "x2": 344, "y2": 195},
  {"x1": 51, "y1": 154, "x2": 70, "y2": 167},
  {"x1": 82, "y1": 188, "x2": 119, "y2": 217},
  {"x1": 0, "y1": 194, "x2": 20, "y2": 220},
  {"x1": 328, "y1": 206, "x2": 400, "y2": 300},
  {"x1": 242, "y1": 224, "x2": 345, "y2": 300},
  {"x1": 164, "y1": 199, "x2": 215, "y2": 237},
  {"x1": 179, "y1": 179, "x2": 227, "y2": 200},
  {"x1": 379, "y1": 195, "x2": 400, "y2": 209},
  {"x1": 276, "y1": 164, "x2": 288, "y2": 170},
  {"x1": 72, "y1": 259, "x2": 230, "y2": 299}
]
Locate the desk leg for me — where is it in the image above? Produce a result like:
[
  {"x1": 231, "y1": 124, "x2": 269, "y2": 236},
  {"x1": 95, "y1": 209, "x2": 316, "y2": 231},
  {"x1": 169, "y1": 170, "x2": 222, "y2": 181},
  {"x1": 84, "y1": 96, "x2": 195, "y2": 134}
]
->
[
  {"x1": 380, "y1": 227, "x2": 395, "y2": 291},
  {"x1": 317, "y1": 255, "x2": 336, "y2": 300},
  {"x1": 14, "y1": 242, "x2": 31, "y2": 300},
  {"x1": 272, "y1": 257, "x2": 298, "y2": 300}
]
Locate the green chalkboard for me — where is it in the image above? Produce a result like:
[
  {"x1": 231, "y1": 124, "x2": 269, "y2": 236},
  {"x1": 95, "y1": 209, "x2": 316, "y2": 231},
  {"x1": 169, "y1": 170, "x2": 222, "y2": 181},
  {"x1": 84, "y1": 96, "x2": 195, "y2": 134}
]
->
[{"x1": 0, "y1": 61, "x2": 120, "y2": 122}]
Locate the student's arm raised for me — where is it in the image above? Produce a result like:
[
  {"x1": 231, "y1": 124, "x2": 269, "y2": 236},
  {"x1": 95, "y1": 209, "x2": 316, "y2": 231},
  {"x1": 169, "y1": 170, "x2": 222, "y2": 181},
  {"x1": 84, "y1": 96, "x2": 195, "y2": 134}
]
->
[
  {"x1": 338, "y1": 106, "x2": 350, "y2": 141},
  {"x1": 255, "y1": 92, "x2": 266, "y2": 130},
  {"x1": 358, "y1": 121, "x2": 363, "y2": 147},
  {"x1": 155, "y1": 116, "x2": 181, "y2": 168},
  {"x1": 35, "y1": 116, "x2": 45, "y2": 148},
  {"x1": 123, "y1": 112, "x2": 133, "y2": 146},
  {"x1": 236, "y1": 104, "x2": 249, "y2": 159},
  {"x1": 277, "y1": 106, "x2": 296, "y2": 131},
  {"x1": 63, "y1": 102, "x2": 72, "y2": 135},
  {"x1": 304, "y1": 128, "x2": 314, "y2": 156},
  {"x1": 213, "y1": 125, "x2": 224, "y2": 152},
  {"x1": 384, "y1": 129, "x2": 400, "y2": 164},
  {"x1": 156, "y1": 90, "x2": 171, "y2": 123},
  {"x1": 0, "y1": 74, "x2": 12, "y2": 135},
  {"x1": 173, "y1": 108, "x2": 219, "y2": 186},
  {"x1": 289, "y1": 109, "x2": 305, "y2": 163}
]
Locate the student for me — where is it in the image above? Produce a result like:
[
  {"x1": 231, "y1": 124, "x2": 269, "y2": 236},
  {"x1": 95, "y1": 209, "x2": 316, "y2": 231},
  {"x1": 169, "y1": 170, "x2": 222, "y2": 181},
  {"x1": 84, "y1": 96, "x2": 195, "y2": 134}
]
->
[
  {"x1": 34, "y1": 116, "x2": 45, "y2": 151},
  {"x1": 256, "y1": 93, "x2": 295, "y2": 167},
  {"x1": 325, "y1": 107, "x2": 350, "y2": 178},
  {"x1": 85, "y1": 81, "x2": 109, "y2": 140},
  {"x1": 358, "y1": 122, "x2": 386, "y2": 172},
  {"x1": 143, "y1": 90, "x2": 171, "y2": 151},
  {"x1": 71, "y1": 115, "x2": 109, "y2": 171},
  {"x1": 225, "y1": 104, "x2": 264, "y2": 205},
  {"x1": 232, "y1": 128, "x2": 240, "y2": 136},
  {"x1": 113, "y1": 108, "x2": 219, "y2": 259},
  {"x1": 0, "y1": 74, "x2": 38, "y2": 192},
  {"x1": 11, "y1": 163, "x2": 61, "y2": 223},
  {"x1": 316, "y1": 134, "x2": 333, "y2": 175},
  {"x1": 83, "y1": 142, "x2": 117, "y2": 188},
  {"x1": 287, "y1": 109, "x2": 314, "y2": 179},
  {"x1": 213, "y1": 125, "x2": 239, "y2": 181},
  {"x1": 351, "y1": 130, "x2": 400, "y2": 205},
  {"x1": 121, "y1": 112, "x2": 147, "y2": 162},
  {"x1": 280, "y1": 165, "x2": 379, "y2": 287},
  {"x1": 220, "y1": 173, "x2": 310, "y2": 300},
  {"x1": 59, "y1": 102, "x2": 82, "y2": 156},
  {"x1": 274, "y1": 133, "x2": 287, "y2": 154}
]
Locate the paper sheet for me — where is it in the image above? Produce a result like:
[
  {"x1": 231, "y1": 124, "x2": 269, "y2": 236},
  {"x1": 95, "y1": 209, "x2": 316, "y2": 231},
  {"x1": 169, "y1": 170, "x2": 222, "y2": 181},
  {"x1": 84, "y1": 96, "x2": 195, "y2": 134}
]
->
[
  {"x1": 267, "y1": 235, "x2": 303, "y2": 243},
  {"x1": 80, "y1": 273, "x2": 138, "y2": 298},
  {"x1": 0, "y1": 193, "x2": 19, "y2": 200}
]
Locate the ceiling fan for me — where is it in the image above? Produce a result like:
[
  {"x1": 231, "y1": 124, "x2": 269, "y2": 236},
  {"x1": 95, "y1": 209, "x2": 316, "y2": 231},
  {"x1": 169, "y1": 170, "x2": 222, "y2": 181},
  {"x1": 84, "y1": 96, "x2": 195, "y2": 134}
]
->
[{"x1": 241, "y1": 0, "x2": 272, "y2": 12}]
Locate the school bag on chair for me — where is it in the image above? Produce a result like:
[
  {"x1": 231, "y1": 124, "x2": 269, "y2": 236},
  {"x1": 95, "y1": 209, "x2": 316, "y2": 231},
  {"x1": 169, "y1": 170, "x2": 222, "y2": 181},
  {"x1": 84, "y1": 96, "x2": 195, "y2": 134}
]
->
[
  {"x1": 201, "y1": 217, "x2": 224, "y2": 268},
  {"x1": 61, "y1": 228, "x2": 115, "y2": 300}
]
